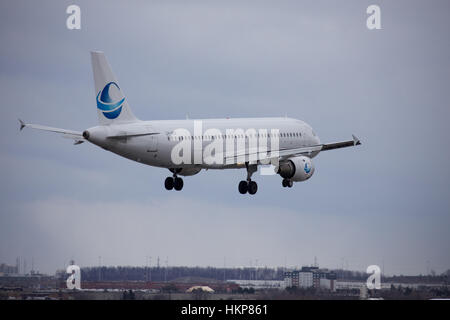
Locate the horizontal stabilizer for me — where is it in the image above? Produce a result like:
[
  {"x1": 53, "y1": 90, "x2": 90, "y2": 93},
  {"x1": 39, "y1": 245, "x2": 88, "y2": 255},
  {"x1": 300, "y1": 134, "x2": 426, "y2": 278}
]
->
[
  {"x1": 18, "y1": 119, "x2": 84, "y2": 145},
  {"x1": 19, "y1": 119, "x2": 25, "y2": 131}
]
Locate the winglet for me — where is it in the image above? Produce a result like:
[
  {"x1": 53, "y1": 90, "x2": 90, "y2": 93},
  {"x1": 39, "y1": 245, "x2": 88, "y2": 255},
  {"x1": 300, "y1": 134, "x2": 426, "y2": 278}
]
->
[
  {"x1": 352, "y1": 134, "x2": 361, "y2": 146},
  {"x1": 18, "y1": 119, "x2": 26, "y2": 131}
]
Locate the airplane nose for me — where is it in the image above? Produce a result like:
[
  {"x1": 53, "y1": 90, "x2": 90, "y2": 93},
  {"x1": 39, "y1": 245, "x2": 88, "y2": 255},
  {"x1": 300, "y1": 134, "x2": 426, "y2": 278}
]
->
[{"x1": 82, "y1": 130, "x2": 90, "y2": 140}]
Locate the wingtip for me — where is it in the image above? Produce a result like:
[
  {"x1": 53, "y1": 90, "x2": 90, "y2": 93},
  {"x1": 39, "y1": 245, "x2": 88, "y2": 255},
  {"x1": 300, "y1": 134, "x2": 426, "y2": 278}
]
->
[
  {"x1": 18, "y1": 119, "x2": 26, "y2": 131},
  {"x1": 352, "y1": 134, "x2": 361, "y2": 146}
]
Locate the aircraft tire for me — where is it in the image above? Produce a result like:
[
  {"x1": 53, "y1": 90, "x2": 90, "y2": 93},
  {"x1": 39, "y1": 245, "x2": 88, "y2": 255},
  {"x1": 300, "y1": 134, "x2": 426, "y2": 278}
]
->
[
  {"x1": 238, "y1": 180, "x2": 248, "y2": 194},
  {"x1": 165, "y1": 177, "x2": 174, "y2": 190},
  {"x1": 174, "y1": 177, "x2": 184, "y2": 191},
  {"x1": 248, "y1": 181, "x2": 258, "y2": 195}
]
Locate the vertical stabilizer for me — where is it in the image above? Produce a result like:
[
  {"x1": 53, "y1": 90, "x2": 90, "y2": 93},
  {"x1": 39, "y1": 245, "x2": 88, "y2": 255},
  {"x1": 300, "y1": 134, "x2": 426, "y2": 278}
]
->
[{"x1": 90, "y1": 51, "x2": 139, "y2": 125}]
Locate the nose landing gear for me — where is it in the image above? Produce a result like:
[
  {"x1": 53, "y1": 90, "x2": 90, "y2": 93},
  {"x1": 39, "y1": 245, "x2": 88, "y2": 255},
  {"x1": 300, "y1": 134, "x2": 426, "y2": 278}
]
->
[{"x1": 282, "y1": 178, "x2": 293, "y2": 188}]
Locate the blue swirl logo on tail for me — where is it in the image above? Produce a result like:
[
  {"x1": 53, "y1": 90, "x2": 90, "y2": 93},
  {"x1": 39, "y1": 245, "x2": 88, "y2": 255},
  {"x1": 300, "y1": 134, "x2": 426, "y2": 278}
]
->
[
  {"x1": 96, "y1": 82, "x2": 125, "y2": 119},
  {"x1": 304, "y1": 163, "x2": 311, "y2": 174}
]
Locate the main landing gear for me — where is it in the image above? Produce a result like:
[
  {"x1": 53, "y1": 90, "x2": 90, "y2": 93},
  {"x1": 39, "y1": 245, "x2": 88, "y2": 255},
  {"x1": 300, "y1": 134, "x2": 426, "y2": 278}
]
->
[
  {"x1": 238, "y1": 163, "x2": 258, "y2": 195},
  {"x1": 165, "y1": 170, "x2": 184, "y2": 191}
]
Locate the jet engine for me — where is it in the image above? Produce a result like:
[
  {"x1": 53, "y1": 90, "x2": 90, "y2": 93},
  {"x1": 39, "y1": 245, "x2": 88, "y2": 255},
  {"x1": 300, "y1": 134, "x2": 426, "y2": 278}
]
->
[{"x1": 277, "y1": 156, "x2": 315, "y2": 182}]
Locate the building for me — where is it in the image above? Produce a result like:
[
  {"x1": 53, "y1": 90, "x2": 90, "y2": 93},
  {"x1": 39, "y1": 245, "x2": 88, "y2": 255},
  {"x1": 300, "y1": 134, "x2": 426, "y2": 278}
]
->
[
  {"x1": 0, "y1": 263, "x2": 19, "y2": 275},
  {"x1": 299, "y1": 270, "x2": 313, "y2": 288},
  {"x1": 228, "y1": 280, "x2": 284, "y2": 290},
  {"x1": 0, "y1": 275, "x2": 58, "y2": 290},
  {"x1": 186, "y1": 286, "x2": 214, "y2": 293},
  {"x1": 284, "y1": 266, "x2": 336, "y2": 291},
  {"x1": 284, "y1": 271, "x2": 299, "y2": 288},
  {"x1": 313, "y1": 268, "x2": 336, "y2": 291}
]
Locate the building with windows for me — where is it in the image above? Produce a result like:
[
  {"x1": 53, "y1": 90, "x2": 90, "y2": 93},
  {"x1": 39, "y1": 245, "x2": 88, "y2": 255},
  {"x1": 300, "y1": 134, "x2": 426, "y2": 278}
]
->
[
  {"x1": 283, "y1": 270, "x2": 299, "y2": 288},
  {"x1": 299, "y1": 269, "x2": 313, "y2": 288},
  {"x1": 284, "y1": 266, "x2": 336, "y2": 291}
]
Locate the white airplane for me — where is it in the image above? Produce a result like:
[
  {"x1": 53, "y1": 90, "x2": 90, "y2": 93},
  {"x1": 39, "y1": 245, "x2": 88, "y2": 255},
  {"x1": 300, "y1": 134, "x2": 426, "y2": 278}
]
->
[{"x1": 19, "y1": 51, "x2": 361, "y2": 195}]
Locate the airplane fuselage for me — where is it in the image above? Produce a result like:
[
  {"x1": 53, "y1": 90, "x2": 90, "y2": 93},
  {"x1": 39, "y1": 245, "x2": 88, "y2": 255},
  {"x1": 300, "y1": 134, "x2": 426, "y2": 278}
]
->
[{"x1": 84, "y1": 117, "x2": 321, "y2": 170}]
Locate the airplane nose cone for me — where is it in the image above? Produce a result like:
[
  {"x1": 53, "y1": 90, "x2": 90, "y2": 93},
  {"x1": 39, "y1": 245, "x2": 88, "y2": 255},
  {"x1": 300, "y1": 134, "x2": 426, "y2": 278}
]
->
[{"x1": 82, "y1": 130, "x2": 90, "y2": 140}]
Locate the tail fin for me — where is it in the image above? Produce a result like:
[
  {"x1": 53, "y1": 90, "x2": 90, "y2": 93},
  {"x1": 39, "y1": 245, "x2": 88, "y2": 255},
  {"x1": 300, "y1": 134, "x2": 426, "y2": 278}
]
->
[{"x1": 90, "y1": 51, "x2": 139, "y2": 125}]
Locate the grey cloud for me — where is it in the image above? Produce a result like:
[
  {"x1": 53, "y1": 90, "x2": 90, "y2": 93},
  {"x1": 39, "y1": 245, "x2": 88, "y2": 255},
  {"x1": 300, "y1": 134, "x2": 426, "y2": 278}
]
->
[{"x1": 0, "y1": 0, "x2": 449, "y2": 275}]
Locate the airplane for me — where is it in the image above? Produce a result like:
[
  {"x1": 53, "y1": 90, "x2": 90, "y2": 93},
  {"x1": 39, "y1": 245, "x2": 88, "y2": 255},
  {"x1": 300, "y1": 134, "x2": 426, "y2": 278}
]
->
[{"x1": 19, "y1": 51, "x2": 361, "y2": 195}]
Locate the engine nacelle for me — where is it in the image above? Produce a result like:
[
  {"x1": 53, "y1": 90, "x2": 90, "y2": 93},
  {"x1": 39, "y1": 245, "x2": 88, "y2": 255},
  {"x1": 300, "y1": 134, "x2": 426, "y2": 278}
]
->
[
  {"x1": 277, "y1": 156, "x2": 315, "y2": 182},
  {"x1": 171, "y1": 168, "x2": 202, "y2": 176}
]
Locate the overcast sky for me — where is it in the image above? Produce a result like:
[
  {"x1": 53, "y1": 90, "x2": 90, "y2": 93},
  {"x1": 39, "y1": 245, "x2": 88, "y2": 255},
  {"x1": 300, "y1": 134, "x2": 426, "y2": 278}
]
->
[{"x1": 0, "y1": 0, "x2": 449, "y2": 276}]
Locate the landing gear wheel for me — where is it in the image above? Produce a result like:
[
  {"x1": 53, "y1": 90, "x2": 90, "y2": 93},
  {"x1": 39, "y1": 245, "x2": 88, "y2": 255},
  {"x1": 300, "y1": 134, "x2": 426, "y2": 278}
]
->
[
  {"x1": 238, "y1": 180, "x2": 248, "y2": 194},
  {"x1": 282, "y1": 179, "x2": 293, "y2": 188},
  {"x1": 165, "y1": 177, "x2": 174, "y2": 190},
  {"x1": 174, "y1": 177, "x2": 184, "y2": 191},
  {"x1": 248, "y1": 181, "x2": 258, "y2": 195}
]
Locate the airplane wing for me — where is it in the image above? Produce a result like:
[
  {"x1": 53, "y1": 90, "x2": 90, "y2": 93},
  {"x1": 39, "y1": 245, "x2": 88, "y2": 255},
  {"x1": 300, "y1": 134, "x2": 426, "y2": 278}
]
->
[
  {"x1": 320, "y1": 134, "x2": 361, "y2": 151},
  {"x1": 19, "y1": 119, "x2": 85, "y2": 145},
  {"x1": 220, "y1": 135, "x2": 361, "y2": 164}
]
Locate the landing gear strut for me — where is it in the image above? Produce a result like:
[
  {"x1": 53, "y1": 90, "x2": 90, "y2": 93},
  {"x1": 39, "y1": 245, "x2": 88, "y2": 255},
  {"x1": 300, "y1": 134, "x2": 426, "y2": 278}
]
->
[
  {"x1": 165, "y1": 170, "x2": 184, "y2": 191},
  {"x1": 238, "y1": 163, "x2": 258, "y2": 195}
]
